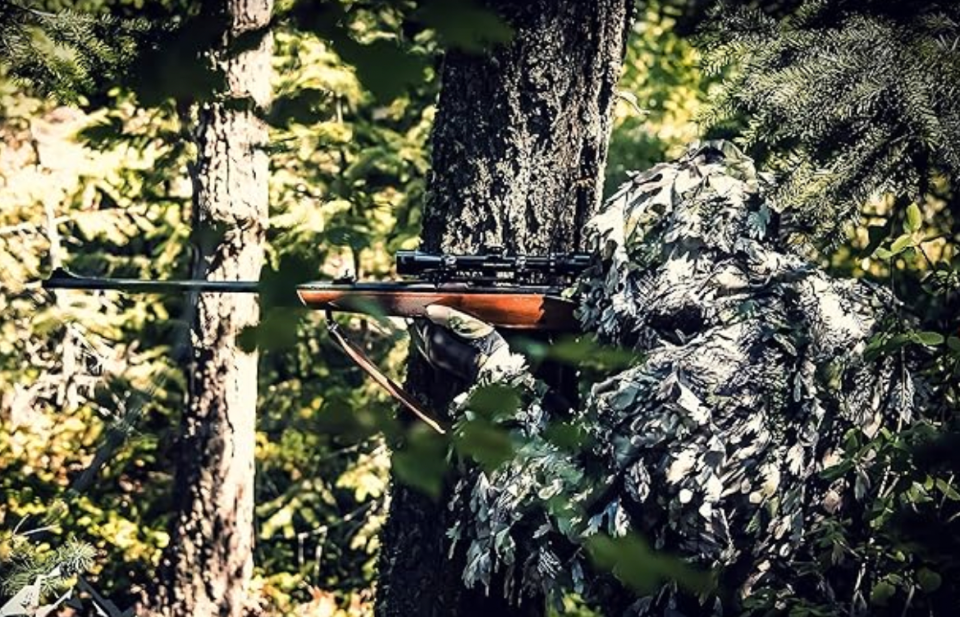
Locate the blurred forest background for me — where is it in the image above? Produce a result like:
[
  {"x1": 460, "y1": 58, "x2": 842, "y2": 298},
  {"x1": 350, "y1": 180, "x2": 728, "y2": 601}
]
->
[{"x1": 1, "y1": 0, "x2": 959, "y2": 615}]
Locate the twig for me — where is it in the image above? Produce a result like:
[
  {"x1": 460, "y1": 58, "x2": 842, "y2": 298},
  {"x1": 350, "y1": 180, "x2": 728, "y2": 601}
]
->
[
  {"x1": 0, "y1": 217, "x2": 69, "y2": 236},
  {"x1": 0, "y1": 203, "x2": 172, "y2": 238},
  {"x1": 75, "y1": 577, "x2": 133, "y2": 617},
  {"x1": 898, "y1": 583, "x2": 915, "y2": 617}
]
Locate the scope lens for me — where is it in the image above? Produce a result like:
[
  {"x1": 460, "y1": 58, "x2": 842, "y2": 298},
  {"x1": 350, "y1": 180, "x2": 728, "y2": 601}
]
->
[{"x1": 396, "y1": 251, "x2": 442, "y2": 274}]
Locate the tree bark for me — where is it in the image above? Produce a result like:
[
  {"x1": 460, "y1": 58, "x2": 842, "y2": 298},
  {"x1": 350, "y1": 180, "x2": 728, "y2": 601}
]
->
[
  {"x1": 376, "y1": 2, "x2": 633, "y2": 616},
  {"x1": 154, "y1": 2, "x2": 272, "y2": 616}
]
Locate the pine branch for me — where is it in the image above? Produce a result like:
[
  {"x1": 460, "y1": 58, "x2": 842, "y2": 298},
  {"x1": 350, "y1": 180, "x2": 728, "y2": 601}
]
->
[
  {"x1": 0, "y1": 2, "x2": 154, "y2": 101},
  {"x1": 698, "y1": 0, "x2": 960, "y2": 248},
  {"x1": 1, "y1": 536, "x2": 96, "y2": 599}
]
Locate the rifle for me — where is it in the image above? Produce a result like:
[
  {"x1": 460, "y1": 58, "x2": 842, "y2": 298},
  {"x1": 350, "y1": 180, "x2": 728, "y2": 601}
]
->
[{"x1": 44, "y1": 250, "x2": 590, "y2": 433}]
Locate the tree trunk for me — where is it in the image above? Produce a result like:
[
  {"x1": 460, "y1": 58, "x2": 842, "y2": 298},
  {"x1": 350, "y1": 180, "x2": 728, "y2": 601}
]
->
[
  {"x1": 154, "y1": 2, "x2": 272, "y2": 616},
  {"x1": 376, "y1": 2, "x2": 633, "y2": 616}
]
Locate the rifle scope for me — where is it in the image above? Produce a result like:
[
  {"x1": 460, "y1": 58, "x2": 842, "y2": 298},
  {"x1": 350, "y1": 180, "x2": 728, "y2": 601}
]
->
[{"x1": 396, "y1": 251, "x2": 592, "y2": 277}]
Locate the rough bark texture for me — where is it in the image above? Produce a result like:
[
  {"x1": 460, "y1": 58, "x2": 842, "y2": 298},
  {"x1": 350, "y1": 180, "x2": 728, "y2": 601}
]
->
[
  {"x1": 420, "y1": 1, "x2": 633, "y2": 255},
  {"x1": 154, "y1": 2, "x2": 272, "y2": 616},
  {"x1": 376, "y1": 2, "x2": 633, "y2": 616}
]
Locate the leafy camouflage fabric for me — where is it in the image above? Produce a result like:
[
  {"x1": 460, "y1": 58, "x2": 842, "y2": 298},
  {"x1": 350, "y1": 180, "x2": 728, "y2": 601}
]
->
[{"x1": 446, "y1": 141, "x2": 917, "y2": 614}]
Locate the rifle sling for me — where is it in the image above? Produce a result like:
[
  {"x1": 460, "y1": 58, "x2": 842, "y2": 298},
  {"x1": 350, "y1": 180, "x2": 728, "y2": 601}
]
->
[{"x1": 325, "y1": 316, "x2": 446, "y2": 435}]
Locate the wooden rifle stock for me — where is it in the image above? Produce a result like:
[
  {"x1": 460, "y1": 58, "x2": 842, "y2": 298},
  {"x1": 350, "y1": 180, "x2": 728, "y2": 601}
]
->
[
  {"x1": 299, "y1": 281, "x2": 580, "y2": 434},
  {"x1": 296, "y1": 282, "x2": 580, "y2": 331}
]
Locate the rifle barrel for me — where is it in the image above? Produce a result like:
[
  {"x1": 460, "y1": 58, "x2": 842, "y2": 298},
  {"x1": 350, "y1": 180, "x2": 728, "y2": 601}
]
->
[{"x1": 43, "y1": 268, "x2": 260, "y2": 293}]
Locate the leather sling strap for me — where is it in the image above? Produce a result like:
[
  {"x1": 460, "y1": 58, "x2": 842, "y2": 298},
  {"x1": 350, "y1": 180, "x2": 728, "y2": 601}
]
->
[{"x1": 325, "y1": 315, "x2": 446, "y2": 435}]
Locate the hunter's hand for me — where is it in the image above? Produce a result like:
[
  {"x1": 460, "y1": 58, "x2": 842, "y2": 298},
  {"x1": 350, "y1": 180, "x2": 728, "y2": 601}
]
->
[{"x1": 412, "y1": 305, "x2": 519, "y2": 382}]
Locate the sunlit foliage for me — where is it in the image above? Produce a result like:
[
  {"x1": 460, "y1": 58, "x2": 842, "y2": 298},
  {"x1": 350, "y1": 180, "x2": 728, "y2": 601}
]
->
[
  {"x1": 1, "y1": 1, "x2": 436, "y2": 613},
  {"x1": 8, "y1": 1, "x2": 956, "y2": 616}
]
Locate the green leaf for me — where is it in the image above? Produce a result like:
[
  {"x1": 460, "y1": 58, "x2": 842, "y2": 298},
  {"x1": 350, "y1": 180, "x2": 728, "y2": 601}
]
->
[
  {"x1": 890, "y1": 234, "x2": 915, "y2": 255},
  {"x1": 585, "y1": 533, "x2": 715, "y2": 596},
  {"x1": 870, "y1": 580, "x2": 896, "y2": 606},
  {"x1": 237, "y1": 309, "x2": 305, "y2": 352},
  {"x1": 905, "y1": 203, "x2": 923, "y2": 233},
  {"x1": 332, "y1": 36, "x2": 427, "y2": 102},
  {"x1": 520, "y1": 335, "x2": 640, "y2": 370},
  {"x1": 947, "y1": 336, "x2": 960, "y2": 352},
  {"x1": 935, "y1": 478, "x2": 960, "y2": 501},
  {"x1": 465, "y1": 384, "x2": 521, "y2": 421},
  {"x1": 325, "y1": 224, "x2": 373, "y2": 251},
  {"x1": 862, "y1": 223, "x2": 892, "y2": 258},
  {"x1": 417, "y1": 0, "x2": 514, "y2": 52},
  {"x1": 259, "y1": 253, "x2": 325, "y2": 308},
  {"x1": 889, "y1": 333, "x2": 912, "y2": 348},
  {"x1": 913, "y1": 331, "x2": 944, "y2": 346},
  {"x1": 266, "y1": 87, "x2": 332, "y2": 127},
  {"x1": 873, "y1": 247, "x2": 893, "y2": 260},
  {"x1": 917, "y1": 568, "x2": 942, "y2": 593},
  {"x1": 543, "y1": 421, "x2": 591, "y2": 451},
  {"x1": 313, "y1": 397, "x2": 385, "y2": 442},
  {"x1": 285, "y1": 2, "x2": 428, "y2": 101},
  {"x1": 454, "y1": 419, "x2": 514, "y2": 472},
  {"x1": 392, "y1": 426, "x2": 449, "y2": 499}
]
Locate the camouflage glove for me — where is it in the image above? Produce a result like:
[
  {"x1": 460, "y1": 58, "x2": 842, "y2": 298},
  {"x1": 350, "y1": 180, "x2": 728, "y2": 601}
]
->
[{"x1": 411, "y1": 305, "x2": 525, "y2": 383}]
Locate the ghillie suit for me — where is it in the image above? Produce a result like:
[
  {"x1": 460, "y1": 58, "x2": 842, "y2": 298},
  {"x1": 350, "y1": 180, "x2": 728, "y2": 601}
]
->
[{"x1": 446, "y1": 142, "x2": 918, "y2": 615}]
